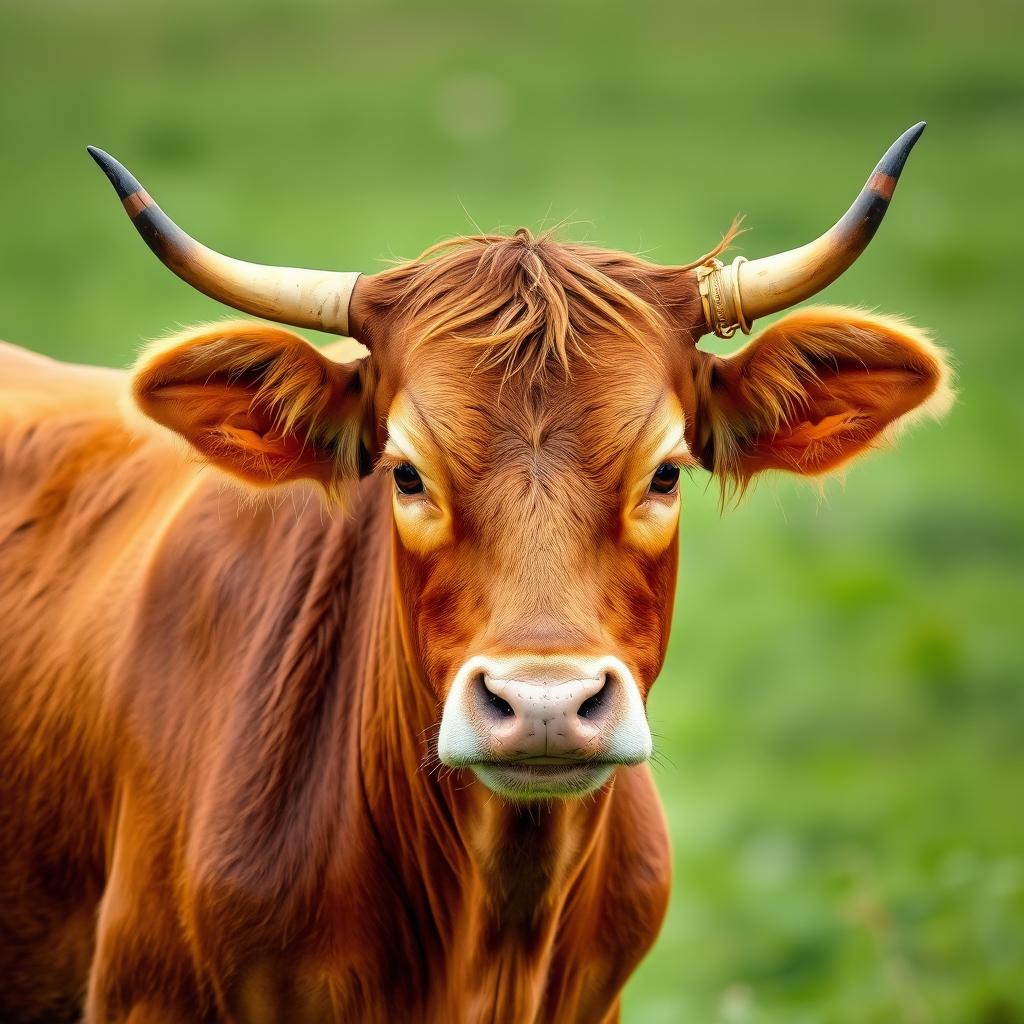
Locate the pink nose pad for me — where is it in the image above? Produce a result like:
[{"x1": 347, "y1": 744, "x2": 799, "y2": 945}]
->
[{"x1": 476, "y1": 667, "x2": 617, "y2": 758}]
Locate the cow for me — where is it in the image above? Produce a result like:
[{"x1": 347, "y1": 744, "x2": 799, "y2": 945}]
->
[{"x1": 0, "y1": 123, "x2": 951, "y2": 1023}]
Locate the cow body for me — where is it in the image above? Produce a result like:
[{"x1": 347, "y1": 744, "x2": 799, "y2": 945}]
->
[
  {"x1": 0, "y1": 184, "x2": 951, "y2": 1019},
  {"x1": 0, "y1": 341, "x2": 670, "y2": 1023}
]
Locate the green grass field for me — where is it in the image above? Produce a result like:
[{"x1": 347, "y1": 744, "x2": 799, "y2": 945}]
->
[{"x1": 1, "y1": 1, "x2": 1021, "y2": 1019}]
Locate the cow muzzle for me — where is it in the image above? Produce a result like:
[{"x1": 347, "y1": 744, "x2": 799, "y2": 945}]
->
[{"x1": 437, "y1": 655, "x2": 652, "y2": 798}]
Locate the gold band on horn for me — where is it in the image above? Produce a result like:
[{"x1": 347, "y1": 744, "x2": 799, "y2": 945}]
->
[{"x1": 696, "y1": 257, "x2": 751, "y2": 339}]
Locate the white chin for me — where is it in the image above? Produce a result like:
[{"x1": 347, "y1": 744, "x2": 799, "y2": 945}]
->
[{"x1": 471, "y1": 762, "x2": 617, "y2": 800}]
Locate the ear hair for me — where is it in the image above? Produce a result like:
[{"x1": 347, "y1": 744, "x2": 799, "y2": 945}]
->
[
  {"x1": 695, "y1": 306, "x2": 953, "y2": 501},
  {"x1": 131, "y1": 320, "x2": 368, "y2": 500}
]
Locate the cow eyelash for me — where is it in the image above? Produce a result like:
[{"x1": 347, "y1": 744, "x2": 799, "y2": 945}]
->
[{"x1": 375, "y1": 452, "x2": 427, "y2": 498}]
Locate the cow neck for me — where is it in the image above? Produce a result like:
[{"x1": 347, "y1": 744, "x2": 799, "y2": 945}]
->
[{"x1": 349, "y1": 476, "x2": 617, "y2": 944}]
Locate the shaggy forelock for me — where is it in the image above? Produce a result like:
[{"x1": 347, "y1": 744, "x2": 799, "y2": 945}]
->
[{"x1": 372, "y1": 228, "x2": 725, "y2": 384}]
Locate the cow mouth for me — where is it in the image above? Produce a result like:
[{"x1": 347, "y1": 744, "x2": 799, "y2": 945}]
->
[{"x1": 469, "y1": 759, "x2": 617, "y2": 799}]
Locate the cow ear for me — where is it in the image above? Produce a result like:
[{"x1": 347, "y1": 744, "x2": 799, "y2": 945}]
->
[
  {"x1": 693, "y1": 307, "x2": 952, "y2": 491},
  {"x1": 132, "y1": 321, "x2": 369, "y2": 496}
]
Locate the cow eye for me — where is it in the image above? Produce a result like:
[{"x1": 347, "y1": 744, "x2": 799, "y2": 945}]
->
[
  {"x1": 649, "y1": 463, "x2": 680, "y2": 496},
  {"x1": 393, "y1": 463, "x2": 424, "y2": 496}
]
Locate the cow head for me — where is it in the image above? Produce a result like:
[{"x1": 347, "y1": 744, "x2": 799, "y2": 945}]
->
[{"x1": 95, "y1": 124, "x2": 951, "y2": 800}]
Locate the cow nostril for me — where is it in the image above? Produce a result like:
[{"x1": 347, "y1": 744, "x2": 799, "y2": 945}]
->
[
  {"x1": 577, "y1": 673, "x2": 611, "y2": 720},
  {"x1": 488, "y1": 691, "x2": 515, "y2": 718},
  {"x1": 477, "y1": 673, "x2": 515, "y2": 719}
]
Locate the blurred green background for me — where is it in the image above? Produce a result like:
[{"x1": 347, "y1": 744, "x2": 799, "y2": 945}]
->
[{"x1": 1, "y1": 0, "x2": 1021, "y2": 1020}]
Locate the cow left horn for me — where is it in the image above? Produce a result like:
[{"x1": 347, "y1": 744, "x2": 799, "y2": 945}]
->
[
  {"x1": 696, "y1": 122, "x2": 926, "y2": 339},
  {"x1": 87, "y1": 147, "x2": 361, "y2": 337}
]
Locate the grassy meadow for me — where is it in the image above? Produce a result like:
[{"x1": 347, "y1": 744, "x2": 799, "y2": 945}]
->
[{"x1": 1, "y1": 0, "x2": 1021, "y2": 1020}]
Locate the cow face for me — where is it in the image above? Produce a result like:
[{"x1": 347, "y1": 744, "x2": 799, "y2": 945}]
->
[
  {"x1": 132, "y1": 232, "x2": 950, "y2": 801},
  {"x1": 344, "y1": 235, "x2": 709, "y2": 800}
]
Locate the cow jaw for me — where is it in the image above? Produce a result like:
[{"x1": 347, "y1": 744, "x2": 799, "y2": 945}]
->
[{"x1": 437, "y1": 654, "x2": 652, "y2": 799}]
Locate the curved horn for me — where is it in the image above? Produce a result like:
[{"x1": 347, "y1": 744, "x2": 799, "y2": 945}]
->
[
  {"x1": 87, "y1": 147, "x2": 360, "y2": 336},
  {"x1": 697, "y1": 122, "x2": 927, "y2": 339}
]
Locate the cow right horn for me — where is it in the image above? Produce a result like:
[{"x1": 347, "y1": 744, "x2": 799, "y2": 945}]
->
[{"x1": 697, "y1": 122, "x2": 927, "y2": 339}]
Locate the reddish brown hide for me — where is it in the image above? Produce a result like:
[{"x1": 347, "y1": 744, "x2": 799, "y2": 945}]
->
[{"x1": 0, "y1": 232, "x2": 950, "y2": 1023}]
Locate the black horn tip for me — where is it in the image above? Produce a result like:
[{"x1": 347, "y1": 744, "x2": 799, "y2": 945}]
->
[
  {"x1": 87, "y1": 145, "x2": 146, "y2": 201},
  {"x1": 875, "y1": 121, "x2": 927, "y2": 180}
]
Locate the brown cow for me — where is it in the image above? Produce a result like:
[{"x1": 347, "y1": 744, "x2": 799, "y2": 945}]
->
[{"x1": 0, "y1": 125, "x2": 951, "y2": 1022}]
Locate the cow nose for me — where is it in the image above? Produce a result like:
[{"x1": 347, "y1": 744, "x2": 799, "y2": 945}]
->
[
  {"x1": 437, "y1": 655, "x2": 652, "y2": 773},
  {"x1": 475, "y1": 665, "x2": 616, "y2": 758}
]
